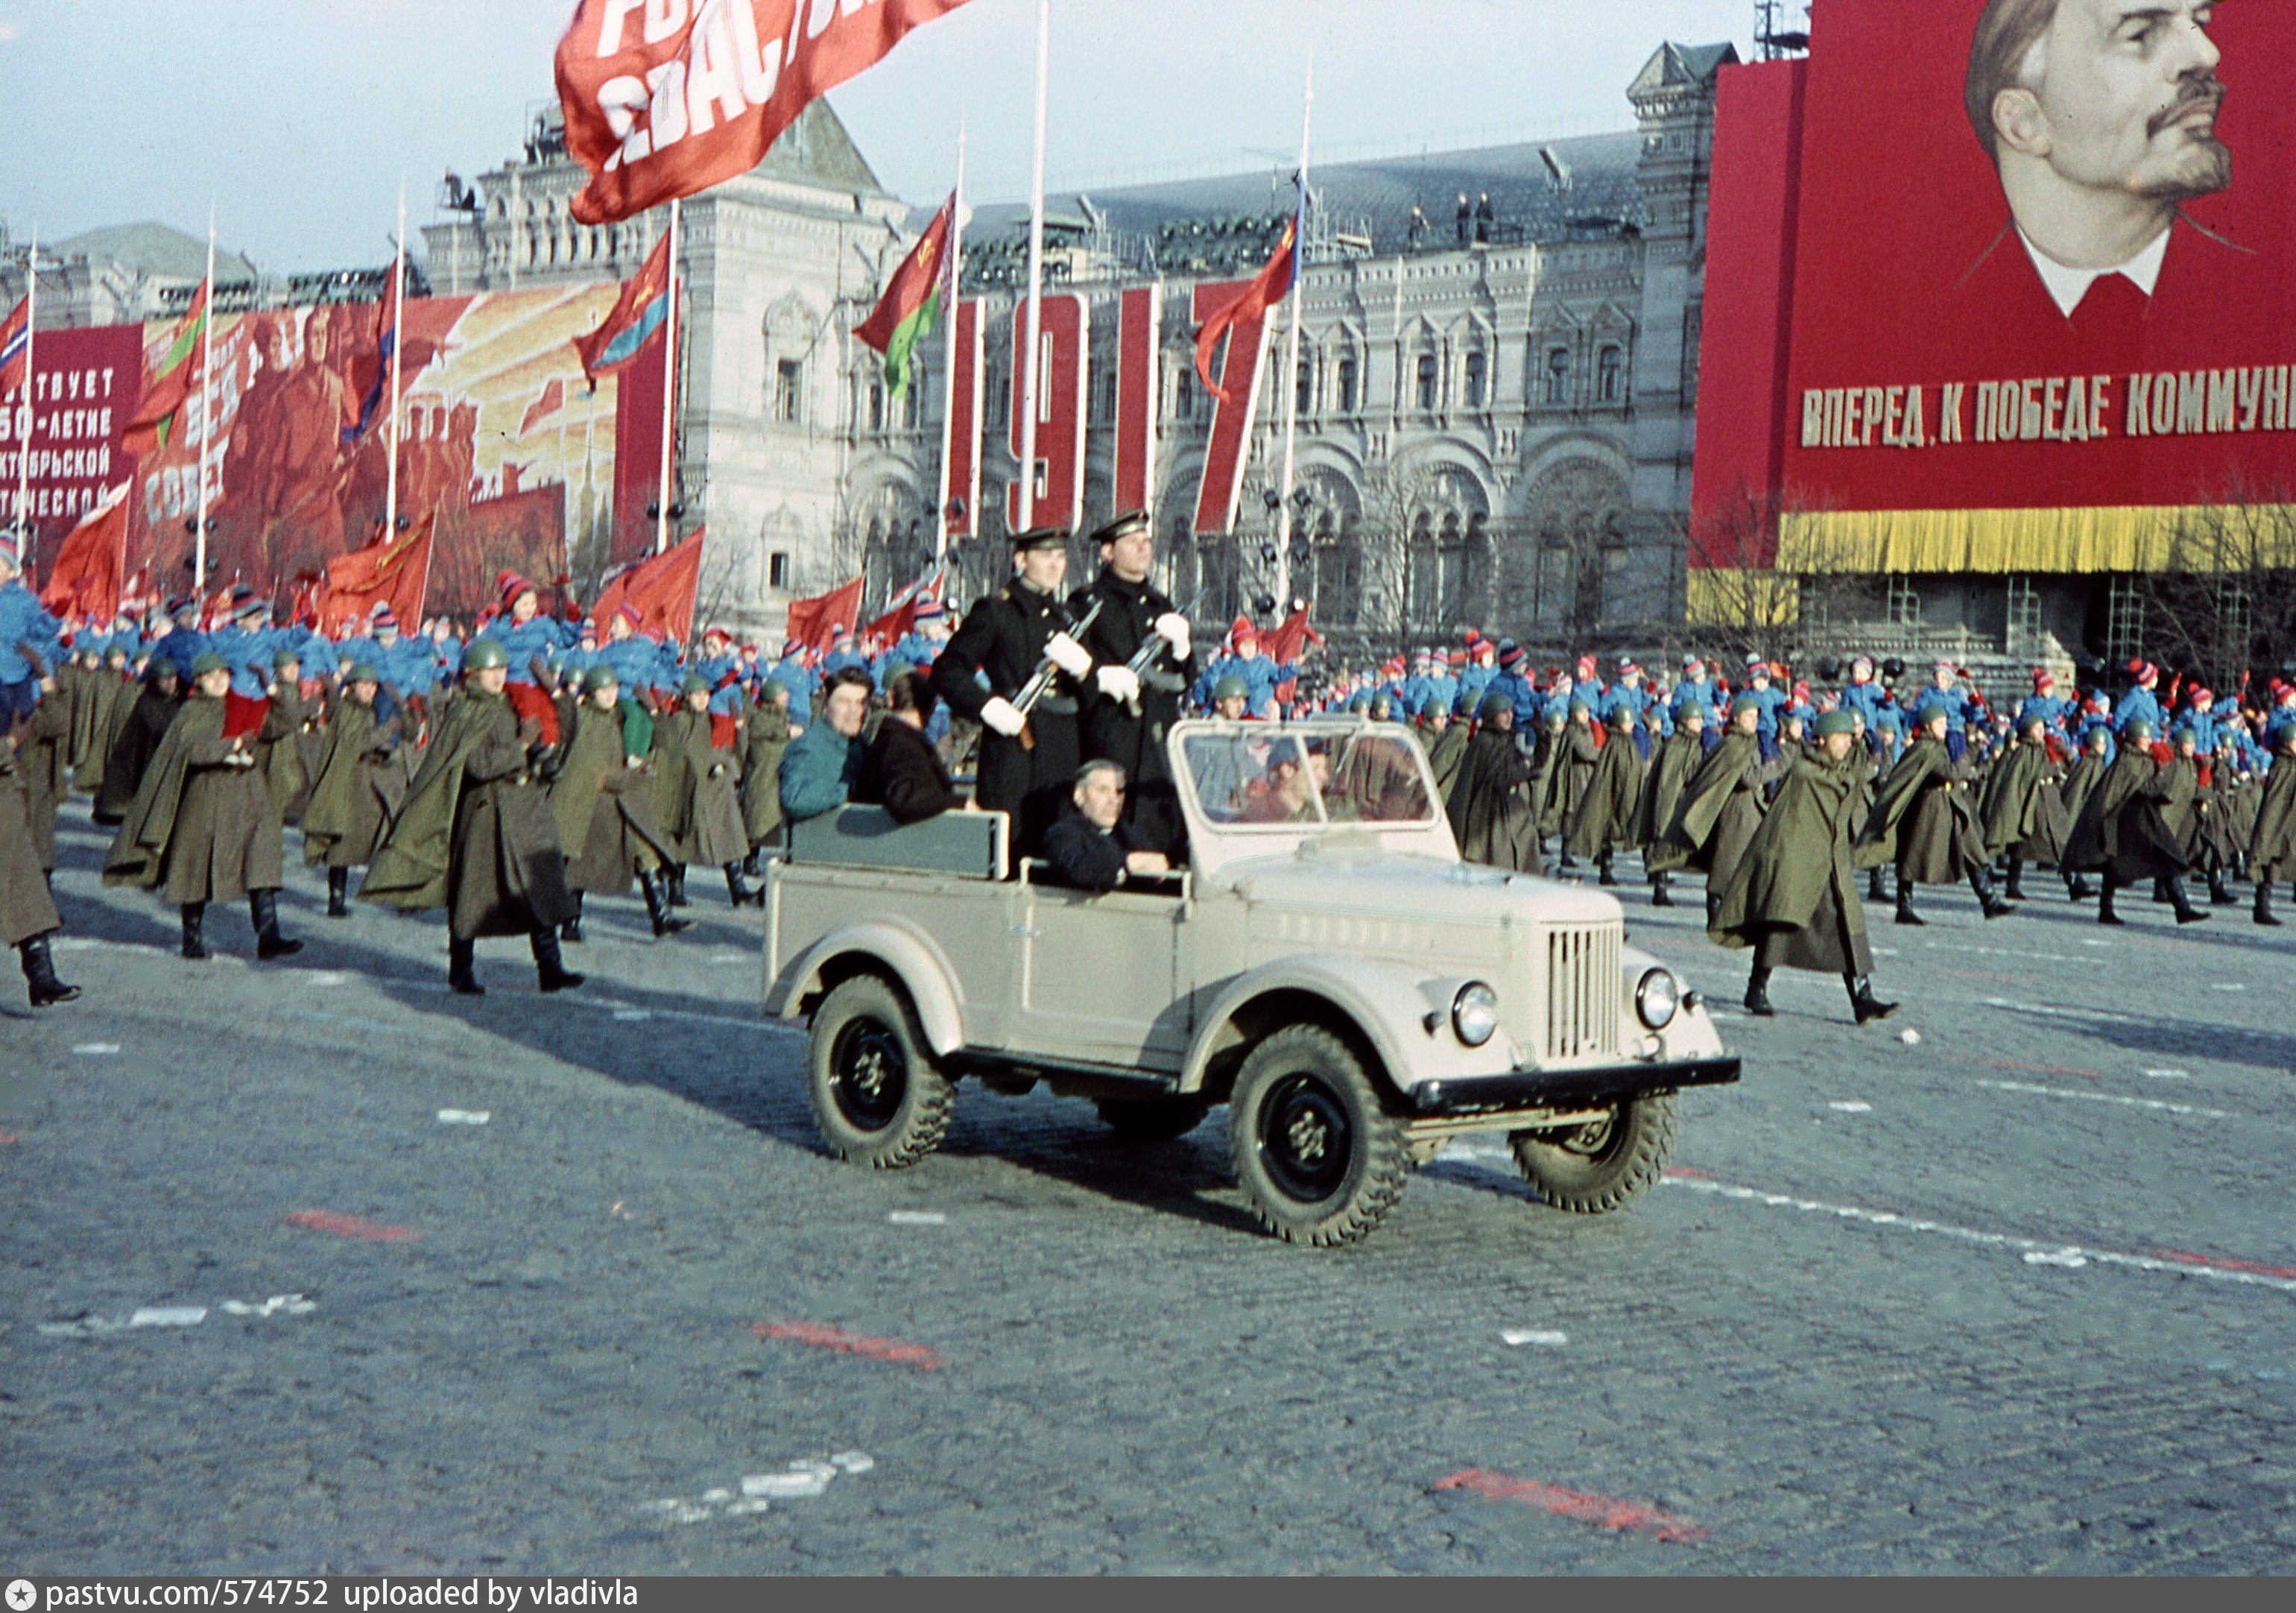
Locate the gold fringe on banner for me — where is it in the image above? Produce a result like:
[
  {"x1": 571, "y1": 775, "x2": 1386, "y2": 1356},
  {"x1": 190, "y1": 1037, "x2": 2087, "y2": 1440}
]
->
[{"x1": 1777, "y1": 505, "x2": 2296, "y2": 575}]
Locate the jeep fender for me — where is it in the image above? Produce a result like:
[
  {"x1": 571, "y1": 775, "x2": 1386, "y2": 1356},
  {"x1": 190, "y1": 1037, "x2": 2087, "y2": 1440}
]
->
[
  {"x1": 1179, "y1": 955, "x2": 1458, "y2": 1101},
  {"x1": 765, "y1": 920, "x2": 966, "y2": 1056}
]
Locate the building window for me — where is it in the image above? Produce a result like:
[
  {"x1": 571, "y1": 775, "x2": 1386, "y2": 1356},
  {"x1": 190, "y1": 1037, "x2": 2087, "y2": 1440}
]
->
[
  {"x1": 1337, "y1": 356, "x2": 1358, "y2": 414},
  {"x1": 1464, "y1": 350, "x2": 1487, "y2": 409},
  {"x1": 2005, "y1": 575, "x2": 2041, "y2": 642},
  {"x1": 990, "y1": 370, "x2": 1013, "y2": 432},
  {"x1": 1174, "y1": 364, "x2": 1194, "y2": 422},
  {"x1": 1886, "y1": 573, "x2": 1921, "y2": 627},
  {"x1": 775, "y1": 360, "x2": 804, "y2": 424},
  {"x1": 1092, "y1": 368, "x2": 1116, "y2": 426},
  {"x1": 1545, "y1": 347, "x2": 1571, "y2": 405},
  {"x1": 867, "y1": 382, "x2": 885, "y2": 433},
  {"x1": 1597, "y1": 344, "x2": 1623, "y2": 403},
  {"x1": 1416, "y1": 354, "x2": 1439, "y2": 411},
  {"x1": 768, "y1": 552, "x2": 791, "y2": 591},
  {"x1": 1296, "y1": 356, "x2": 1315, "y2": 417}
]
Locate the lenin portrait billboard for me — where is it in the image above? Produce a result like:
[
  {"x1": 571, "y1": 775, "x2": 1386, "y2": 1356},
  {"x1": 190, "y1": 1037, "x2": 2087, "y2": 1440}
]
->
[{"x1": 1696, "y1": 0, "x2": 2296, "y2": 564}]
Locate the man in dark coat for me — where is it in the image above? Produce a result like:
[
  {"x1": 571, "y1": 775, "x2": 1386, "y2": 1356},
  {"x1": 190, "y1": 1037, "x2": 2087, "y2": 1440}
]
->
[
  {"x1": 1651, "y1": 696, "x2": 1780, "y2": 925},
  {"x1": 1543, "y1": 699, "x2": 1600, "y2": 866},
  {"x1": 1564, "y1": 704, "x2": 1647, "y2": 886},
  {"x1": 104, "y1": 653, "x2": 305, "y2": 962},
  {"x1": 360, "y1": 638, "x2": 584, "y2": 995},
  {"x1": 11, "y1": 654, "x2": 71, "y2": 877},
  {"x1": 1857, "y1": 707, "x2": 2014, "y2": 924},
  {"x1": 94, "y1": 662, "x2": 182, "y2": 826},
  {"x1": 2061, "y1": 719, "x2": 2207, "y2": 926},
  {"x1": 855, "y1": 671, "x2": 967, "y2": 824},
  {"x1": 654, "y1": 675, "x2": 757, "y2": 908},
  {"x1": 2055, "y1": 725, "x2": 2113, "y2": 899},
  {"x1": 1041, "y1": 760, "x2": 1169, "y2": 892},
  {"x1": 1, "y1": 720, "x2": 78, "y2": 1006},
  {"x1": 300, "y1": 661, "x2": 406, "y2": 917},
  {"x1": 1977, "y1": 712, "x2": 2070, "y2": 902},
  {"x1": 1711, "y1": 710, "x2": 1897, "y2": 1026},
  {"x1": 75, "y1": 642, "x2": 137, "y2": 800},
  {"x1": 1630, "y1": 701, "x2": 1706, "y2": 906},
  {"x1": 1445, "y1": 693, "x2": 1539, "y2": 872},
  {"x1": 933, "y1": 525, "x2": 1113, "y2": 860},
  {"x1": 2250, "y1": 723, "x2": 2296, "y2": 926},
  {"x1": 1070, "y1": 511, "x2": 1196, "y2": 856},
  {"x1": 548, "y1": 664, "x2": 688, "y2": 941}
]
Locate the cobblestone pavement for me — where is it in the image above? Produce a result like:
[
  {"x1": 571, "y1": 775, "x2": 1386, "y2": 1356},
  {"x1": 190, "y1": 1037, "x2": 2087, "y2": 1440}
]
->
[{"x1": 4, "y1": 818, "x2": 2294, "y2": 1574}]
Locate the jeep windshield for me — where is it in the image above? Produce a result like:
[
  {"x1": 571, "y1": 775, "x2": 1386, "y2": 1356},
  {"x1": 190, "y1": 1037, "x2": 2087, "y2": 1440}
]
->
[{"x1": 1178, "y1": 725, "x2": 1440, "y2": 830}]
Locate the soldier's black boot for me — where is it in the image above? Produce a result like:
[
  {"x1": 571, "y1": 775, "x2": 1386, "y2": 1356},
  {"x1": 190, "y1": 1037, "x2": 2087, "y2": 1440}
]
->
[
  {"x1": 2169, "y1": 877, "x2": 2210, "y2": 925},
  {"x1": 1596, "y1": 850, "x2": 1619, "y2": 888},
  {"x1": 19, "y1": 935, "x2": 80, "y2": 1008},
  {"x1": 2066, "y1": 870, "x2": 2097, "y2": 900},
  {"x1": 2098, "y1": 875, "x2": 2125, "y2": 926},
  {"x1": 724, "y1": 862, "x2": 761, "y2": 909},
  {"x1": 448, "y1": 937, "x2": 483, "y2": 997},
  {"x1": 2004, "y1": 856, "x2": 2028, "y2": 903},
  {"x1": 180, "y1": 903, "x2": 210, "y2": 960},
  {"x1": 1847, "y1": 975, "x2": 1900, "y2": 1026},
  {"x1": 666, "y1": 865, "x2": 689, "y2": 908},
  {"x1": 250, "y1": 889, "x2": 303, "y2": 960},
  {"x1": 1649, "y1": 872, "x2": 1674, "y2": 908},
  {"x1": 2210, "y1": 868, "x2": 2237, "y2": 906},
  {"x1": 1969, "y1": 865, "x2": 2016, "y2": 921},
  {"x1": 2257, "y1": 885, "x2": 2282, "y2": 927},
  {"x1": 326, "y1": 866, "x2": 351, "y2": 918},
  {"x1": 742, "y1": 847, "x2": 763, "y2": 880},
  {"x1": 560, "y1": 894, "x2": 584, "y2": 946},
  {"x1": 1895, "y1": 880, "x2": 1925, "y2": 926},
  {"x1": 639, "y1": 868, "x2": 695, "y2": 938},
  {"x1": 2152, "y1": 876, "x2": 2172, "y2": 904},
  {"x1": 1866, "y1": 867, "x2": 1888, "y2": 902},
  {"x1": 1745, "y1": 966, "x2": 1775, "y2": 1017},
  {"x1": 531, "y1": 927, "x2": 585, "y2": 994}
]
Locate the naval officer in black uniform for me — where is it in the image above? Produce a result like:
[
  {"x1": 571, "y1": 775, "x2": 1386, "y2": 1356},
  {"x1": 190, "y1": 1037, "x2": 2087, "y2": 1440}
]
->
[
  {"x1": 1072, "y1": 511, "x2": 1198, "y2": 856},
  {"x1": 932, "y1": 525, "x2": 1130, "y2": 860}
]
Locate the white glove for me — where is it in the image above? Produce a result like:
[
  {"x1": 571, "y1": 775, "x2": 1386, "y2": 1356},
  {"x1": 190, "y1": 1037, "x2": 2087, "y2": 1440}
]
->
[
  {"x1": 1153, "y1": 613, "x2": 1192, "y2": 662},
  {"x1": 1097, "y1": 665, "x2": 1142, "y2": 704},
  {"x1": 1044, "y1": 631, "x2": 1092, "y2": 681},
  {"x1": 981, "y1": 696, "x2": 1027, "y2": 738}
]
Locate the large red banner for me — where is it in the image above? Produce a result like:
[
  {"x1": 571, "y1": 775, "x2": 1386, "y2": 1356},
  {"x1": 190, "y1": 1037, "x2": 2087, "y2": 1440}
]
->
[{"x1": 1694, "y1": 0, "x2": 2296, "y2": 561}]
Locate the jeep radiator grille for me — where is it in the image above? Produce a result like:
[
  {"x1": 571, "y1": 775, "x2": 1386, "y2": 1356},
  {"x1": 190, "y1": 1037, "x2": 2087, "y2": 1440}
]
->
[{"x1": 1543, "y1": 924, "x2": 1622, "y2": 1063}]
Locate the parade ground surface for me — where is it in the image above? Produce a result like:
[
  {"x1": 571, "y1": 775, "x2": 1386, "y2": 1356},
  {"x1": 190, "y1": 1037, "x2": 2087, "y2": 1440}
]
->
[{"x1": 4, "y1": 818, "x2": 2294, "y2": 1576}]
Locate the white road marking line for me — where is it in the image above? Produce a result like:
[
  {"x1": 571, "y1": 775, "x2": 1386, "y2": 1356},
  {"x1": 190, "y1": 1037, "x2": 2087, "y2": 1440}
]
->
[
  {"x1": 643, "y1": 1454, "x2": 872, "y2": 1523},
  {"x1": 305, "y1": 971, "x2": 350, "y2": 987},
  {"x1": 611, "y1": 1010, "x2": 653, "y2": 1022},
  {"x1": 437, "y1": 1110, "x2": 491, "y2": 1126},
  {"x1": 2144, "y1": 1069, "x2": 2191, "y2": 1080},
  {"x1": 72, "y1": 1044, "x2": 120, "y2": 1056},
  {"x1": 709, "y1": 953, "x2": 749, "y2": 965},
  {"x1": 2025, "y1": 1249, "x2": 2089, "y2": 1269},
  {"x1": 1502, "y1": 1328, "x2": 1567, "y2": 1348},
  {"x1": 887, "y1": 1210, "x2": 946, "y2": 1225},
  {"x1": 1663, "y1": 1175, "x2": 2296, "y2": 1295},
  {"x1": 828, "y1": 1451, "x2": 874, "y2": 1474},
  {"x1": 218, "y1": 1295, "x2": 315, "y2": 1317},
  {"x1": 2213, "y1": 982, "x2": 2248, "y2": 991},
  {"x1": 128, "y1": 1307, "x2": 207, "y2": 1328},
  {"x1": 1827, "y1": 1101, "x2": 1873, "y2": 1113},
  {"x1": 1923, "y1": 941, "x2": 2092, "y2": 965},
  {"x1": 1975, "y1": 1079, "x2": 2231, "y2": 1120}
]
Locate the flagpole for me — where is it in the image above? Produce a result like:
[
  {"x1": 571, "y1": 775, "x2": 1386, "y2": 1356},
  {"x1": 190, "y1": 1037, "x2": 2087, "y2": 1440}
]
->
[
  {"x1": 13, "y1": 226, "x2": 33, "y2": 559},
  {"x1": 386, "y1": 182, "x2": 407, "y2": 543},
  {"x1": 194, "y1": 205, "x2": 217, "y2": 592},
  {"x1": 655, "y1": 197, "x2": 680, "y2": 556},
  {"x1": 935, "y1": 111, "x2": 966, "y2": 561},
  {"x1": 1016, "y1": 0, "x2": 1050, "y2": 534},
  {"x1": 1274, "y1": 57, "x2": 1313, "y2": 614}
]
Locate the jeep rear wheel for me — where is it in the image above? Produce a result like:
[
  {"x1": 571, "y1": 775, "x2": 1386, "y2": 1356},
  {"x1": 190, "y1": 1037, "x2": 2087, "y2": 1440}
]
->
[
  {"x1": 1095, "y1": 1097, "x2": 1212, "y2": 1143},
  {"x1": 807, "y1": 976, "x2": 954, "y2": 1169},
  {"x1": 1228, "y1": 1026, "x2": 1408, "y2": 1246},
  {"x1": 1510, "y1": 1093, "x2": 1677, "y2": 1214}
]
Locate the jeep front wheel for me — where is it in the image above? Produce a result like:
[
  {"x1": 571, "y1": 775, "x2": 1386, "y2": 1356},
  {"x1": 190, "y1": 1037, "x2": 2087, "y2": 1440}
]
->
[
  {"x1": 807, "y1": 975, "x2": 955, "y2": 1169},
  {"x1": 1510, "y1": 1093, "x2": 1677, "y2": 1213},
  {"x1": 1227, "y1": 1026, "x2": 1408, "y2": 1246}
]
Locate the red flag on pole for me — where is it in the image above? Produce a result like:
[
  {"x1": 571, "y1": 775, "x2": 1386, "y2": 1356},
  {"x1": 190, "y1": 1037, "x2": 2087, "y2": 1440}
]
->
[
  {"x1": 573, "y1": 229, "x2": 673, "y2": 385},
  {"x1": 859, "y1": 564, "x2": 946, "y2": 656},
  {"x1": 0, "y1": 293, "x2": 30, "y2": 397},
  {"x1": 587, "y1": 528, "x2": 706, "y2": 643},
  {"x1": 855, "y1": 192, "x2": 955, "y2": 397},
  {"x1": 782, "y1": 573, "x2": 865, "y2": 657},
  {"x1": 314, "y1": 512, "x2": 437, "y2": 637},
  {"x1": 555, "y1": 0, "x2": 984, "y2": 227},
  {"x1": 121, "y1": 280, "x2": 210, "y2": 458},
  {"x1": 39, "y1": 482, "x2": 130, "y2": 622},
  {"x1": 1195, "y1": 218, "x2": 1297, "y2": 405}
]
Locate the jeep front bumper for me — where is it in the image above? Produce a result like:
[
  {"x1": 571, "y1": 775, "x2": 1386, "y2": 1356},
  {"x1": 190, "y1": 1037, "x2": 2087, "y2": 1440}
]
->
[{"x1": 1409, "y1": 1056, "x2": 1742, "y2": 1117}]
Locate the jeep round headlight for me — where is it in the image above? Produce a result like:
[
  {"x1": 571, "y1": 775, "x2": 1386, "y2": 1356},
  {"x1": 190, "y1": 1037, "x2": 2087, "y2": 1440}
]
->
[
  {"x1": 1452, "y1": 982, "x2": 1499, "y2": 1047},
  {"x1": 1635, "y1": 967, "x2": 1680, "y2": 1031}
]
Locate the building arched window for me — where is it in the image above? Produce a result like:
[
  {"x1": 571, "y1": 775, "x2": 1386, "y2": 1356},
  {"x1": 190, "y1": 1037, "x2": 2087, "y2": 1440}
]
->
[
  {"x1": 867, "y1": 382, "x2": 885, "y2": 433},
  {"x1": 1417, "y1": 353, "x2": 1439, "y2": 411},
  {"x1": 1296, "y1": 356, "x2": 1315, "y2": 416},
  {"x1": 1598, "y1": 344, "x2": 1623, "y2": 403},
  {"x1": 1545, "y1": 346, "x2": 1572, "y2": 405},
  {"x1": 1337, "y1": 356, "x2": 1359, "y2": 414},
  {"x1": 1464, "y1": 350, "x2": 1488, "y2": 410}
]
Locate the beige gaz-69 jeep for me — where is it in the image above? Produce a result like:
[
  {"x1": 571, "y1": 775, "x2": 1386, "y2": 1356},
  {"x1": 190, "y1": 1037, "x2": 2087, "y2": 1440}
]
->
[{"x1": 764, "y1": 718, "x2": 1738, "y2": 1246}]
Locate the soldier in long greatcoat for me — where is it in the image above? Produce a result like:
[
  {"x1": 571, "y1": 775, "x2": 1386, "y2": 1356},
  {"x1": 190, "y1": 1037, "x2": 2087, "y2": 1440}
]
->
[
  {"x1": 1856, "y1": 707, "x2": 2014, "y2": 925},
  {"x1": 653, "y1": 675, "x2": 758, "y2": 909},
  {"x1": 549, "y1": 665, "x2": 689, "y2": 941},
  {"x1": 359, "y1": 638, "x2": 583, "y2": 996},
  {"x1": 1651, "y1": 697, "x2": 1782, "y2": 924},
  {"x1": 1564, "y1": 704, "x2": 1648, "y2": 886},
  {"x1": 2061, "y1": 719, "x2": 2207, "y2": 927},
  {"x1": 1445, "y1": 694, "x2": 1540, "y2": 872},
  {"x1": 1, "y1": 715, "x2": 78, "y2": 1007},
  {"x1": 300, "y1": 661, "x2": 407, "y2": 916},
  {"x1": 1977, "y1": 712, "x2": 2070, "y2": 902},
  {"x1": 1630, "y1": 701, "x2": 1707, "y2": 906},
  {"x1": 94, "y1": 662, "x2": 183, "y2": 826},
  {"x1": 2250, "y1": 723, "x2": 2296, "y2": 926}
]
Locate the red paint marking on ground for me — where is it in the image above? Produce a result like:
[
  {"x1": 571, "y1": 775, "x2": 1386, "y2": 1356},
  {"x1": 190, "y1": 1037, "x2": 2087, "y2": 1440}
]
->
[
  {"x1": 1663, "y1": 1167, "x2": 1712, "y2": 1181},
  {"x1": 0, "y1": 1131, "x2": 18, "y2": 1146},
  {"x1": 2155, "y1": 1249, "x2": 2296, "y2": 1281},
  {"x1": 752, "y1": 1320, "x2": 945, "y2": 1370},
  {"x1": 1435, "y1": 1468, "x2": 1707, "y2": 1544},
  {"x1": 1987, "y1": 1060, "x2": 2102, "y2": 1080},
  {"x1": 286, "y1": 1210, "x2": 419, "y2": 1243}
]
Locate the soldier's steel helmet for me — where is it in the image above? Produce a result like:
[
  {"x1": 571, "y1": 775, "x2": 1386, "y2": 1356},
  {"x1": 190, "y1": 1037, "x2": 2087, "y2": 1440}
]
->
[{"x1": 464, "y1": 639, "x2": 510, "y2": 672}]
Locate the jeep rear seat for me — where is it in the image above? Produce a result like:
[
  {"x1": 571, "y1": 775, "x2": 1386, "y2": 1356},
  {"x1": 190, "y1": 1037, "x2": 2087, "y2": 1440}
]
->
[{"x1": 785, "y1": 804, "x2": 1009, "y2": 881}]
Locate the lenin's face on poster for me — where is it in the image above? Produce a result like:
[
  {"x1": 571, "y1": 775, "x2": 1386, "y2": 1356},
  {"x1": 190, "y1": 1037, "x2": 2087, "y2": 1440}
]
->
[{"x1": 1970, "y1": 0, "x2": 2230, "y2": 263}]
